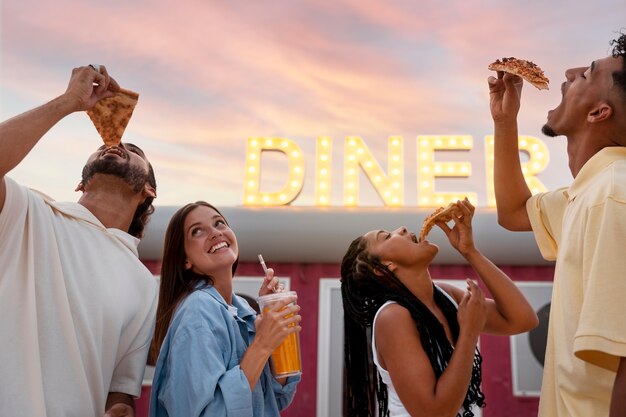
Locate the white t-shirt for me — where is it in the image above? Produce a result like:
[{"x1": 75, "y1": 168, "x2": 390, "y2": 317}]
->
[{"x1": 0, "y1": 177, "x2": 158, "y2": 417}]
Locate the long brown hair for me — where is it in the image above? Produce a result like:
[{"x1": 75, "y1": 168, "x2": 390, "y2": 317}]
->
[{"x1": 148, "y1": 201, "x2": 239, "y2": 365}]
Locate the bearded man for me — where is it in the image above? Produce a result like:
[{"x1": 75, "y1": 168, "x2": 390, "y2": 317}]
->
[{"x1": 0, "y1": 65, "x2": 158, "y2": 417}]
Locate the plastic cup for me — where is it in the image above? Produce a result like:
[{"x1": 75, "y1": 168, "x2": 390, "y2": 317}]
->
[{"x1": 257, "y1": 291, "x2": 302, "y2": 378}]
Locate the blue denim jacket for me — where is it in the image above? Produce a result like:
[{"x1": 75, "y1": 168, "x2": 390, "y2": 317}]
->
[{"x1": 149, "y1": 286, "x2": 300, "y2": 417}]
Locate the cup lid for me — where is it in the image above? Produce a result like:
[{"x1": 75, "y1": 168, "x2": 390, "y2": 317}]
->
[{"x1": 257, "y1": 290, "x2": 297, "y2": 303}]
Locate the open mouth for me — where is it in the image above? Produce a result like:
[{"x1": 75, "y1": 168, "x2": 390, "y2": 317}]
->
[
  {"x1": 101, "y1": 146, "x2": 126, "y2": 159},
  {"x1": 209, "y1": 241, "x2": 229, "y2": 253}
]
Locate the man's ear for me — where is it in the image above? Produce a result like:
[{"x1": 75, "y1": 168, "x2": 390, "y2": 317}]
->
[
  {"x1": 75, "y1": 181, "x2": 85, "y2": 192},
  {"x1": 588, "y1": 102, "x2": 612, "y2": 123},
  {"x1": 143, "y1": 183, "x2": 157, "y2": 199}
]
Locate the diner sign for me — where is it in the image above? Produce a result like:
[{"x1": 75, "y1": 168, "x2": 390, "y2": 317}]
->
[{"x1": 243, "y1": 135, "x2": 549, "y2": 208}]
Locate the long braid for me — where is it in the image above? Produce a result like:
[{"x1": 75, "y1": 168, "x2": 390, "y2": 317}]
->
[{"x1": 341, "y1": 237, "x2": 485, "y2": 417}]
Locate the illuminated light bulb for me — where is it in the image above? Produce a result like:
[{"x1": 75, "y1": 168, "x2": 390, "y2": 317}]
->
[
  {"x1": 484, "y1": 135, "x2": 549, "y2": 207},
  {"x1": 244, "y1": 137, "x2": 304, "y2": 206},
  {"x1": 315, "y1": 136, "x2": 332, "y2": 205},
  {"x1": 416, "y1": 135, "x2": 476, "y2": 207},
  {"x1": 393, "y1": 182, "x2": 399, "y2": 189},
  {"x1": 343, "y1": 136, "x2": 404, "y2": 206}
]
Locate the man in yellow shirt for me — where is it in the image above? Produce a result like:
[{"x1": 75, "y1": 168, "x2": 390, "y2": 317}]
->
[{"x1": 488, "y1": 33, "x2": 626, "y2": 417}]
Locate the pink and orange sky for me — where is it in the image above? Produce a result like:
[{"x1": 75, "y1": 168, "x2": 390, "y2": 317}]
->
[{"x1": 2, "y1": 0, "x2": 625, "y2": 207}]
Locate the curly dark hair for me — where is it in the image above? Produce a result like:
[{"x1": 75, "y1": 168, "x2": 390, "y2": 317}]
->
[
  {"x1": 340, "y1": 236, "x2": 484, "y2": 417},
  {"x1": 610, "y1": 31, "x2": 626, "y2": 102}
]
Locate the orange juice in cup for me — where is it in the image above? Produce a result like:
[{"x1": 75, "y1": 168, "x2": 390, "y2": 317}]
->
[{"x1": 257, "y1": 291, "x2": 302, "y2": 378}]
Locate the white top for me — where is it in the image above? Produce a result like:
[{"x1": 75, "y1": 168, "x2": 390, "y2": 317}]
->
[
  {"x1": 372, "y1": 300, "x2": 410, "y2": 417},
  {"x1": 372, "y1": 287, "x2": 466, "y2": 417},
  {"x1": 0, "y1": 177, "x2": 158, "y2": 417}
]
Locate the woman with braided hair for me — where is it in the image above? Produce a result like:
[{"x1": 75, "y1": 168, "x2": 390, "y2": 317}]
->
[{"x1": 341, "y1": 198, "x2": 538, "y2": 417}]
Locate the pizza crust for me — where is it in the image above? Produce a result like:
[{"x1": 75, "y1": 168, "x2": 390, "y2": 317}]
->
[
  {"x1": 418, "y1": 203, "x2": 463, "y2": 242},
  {"x1": 87, "y1": 88, "x2": 139, "y2": 147},
  {"x1": 488, "y1": 57, "x2": 549, "y2": 90}
]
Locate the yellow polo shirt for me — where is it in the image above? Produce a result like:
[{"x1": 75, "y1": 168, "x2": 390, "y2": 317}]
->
[{"x1": 527, "y1": 147, "x2": 626, "y2": 417}]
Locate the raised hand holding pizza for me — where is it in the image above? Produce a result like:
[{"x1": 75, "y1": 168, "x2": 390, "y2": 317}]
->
[
  {"x1": 64, "y1": 65, "x2": 120, "y2": 112},
  {"x1": 435, "y1": 198, "x2": 477, "y2": 257},
  {"x1": 488, "y1": 69, "x2": 523, "y2": 124}
]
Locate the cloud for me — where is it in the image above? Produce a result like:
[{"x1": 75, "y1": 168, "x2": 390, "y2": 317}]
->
[{"x1": 2, "y1": 0, "x2": 624, "y2": 206}]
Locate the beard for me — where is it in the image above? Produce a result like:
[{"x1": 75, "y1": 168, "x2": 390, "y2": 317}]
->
[
  {"x1": 541, "y1": 123, "x2": 558, "y2": 137},
  {"x1": 81, "y1": 157, "x2": 149, "y2": 193}
]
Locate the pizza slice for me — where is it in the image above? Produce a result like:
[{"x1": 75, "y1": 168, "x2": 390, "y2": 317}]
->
[
  {"x1": 87, "y1": 88, "x2": 139, "y2": 147},
  {"x1": 488, "y1": 57, "x2": 549, "y2": 90},
  {"x1": 418, "y1": 202, "x2": 463, "y2": 242}
]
